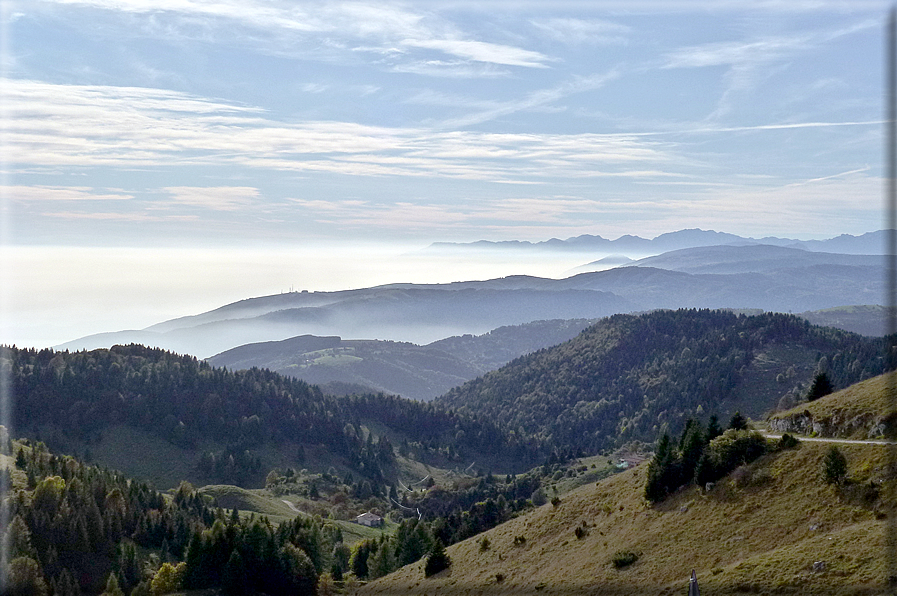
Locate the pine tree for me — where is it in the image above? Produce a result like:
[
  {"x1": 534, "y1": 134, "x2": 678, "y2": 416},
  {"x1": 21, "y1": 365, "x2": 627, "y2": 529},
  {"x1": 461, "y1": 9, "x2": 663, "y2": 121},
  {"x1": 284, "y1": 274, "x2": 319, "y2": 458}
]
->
[
  {"x1": 823, "y1": 446, "x2": 848, "y2": 485},
  {"x1": 424, "y1": 540, "x2": 451, "y2": 577},
  {"x1": 706, "y1": 415, "x2": 723, "y2": 441},
  {"x1": 806, "y1": 372, "x2": 834, "y2": 402},
  {"x1": 728, "y1": 411, "x2": 747, "y2": 431},
  {"x1": 100, "y1": 573, "x2": 124, "y2": 596},
  {"x1": 221, "y1": 550, "x2": 248, "y2": 596},
  {"x1": 645, "y1": 433, "x2": 674, "y2": 502}
]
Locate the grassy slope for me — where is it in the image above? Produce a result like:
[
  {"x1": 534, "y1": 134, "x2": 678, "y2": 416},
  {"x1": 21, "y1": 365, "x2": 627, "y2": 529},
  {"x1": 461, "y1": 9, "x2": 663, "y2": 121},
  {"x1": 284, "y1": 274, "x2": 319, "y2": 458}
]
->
[
  {"x1": 360, "y1": 441, "x2": 891, "y2": 595},
  {"x1": 197, "y1": 484, "x2": 397, "y2": 544},
  {"x1": 768, "y1": 371, "x2": 896, "y2": 439}
]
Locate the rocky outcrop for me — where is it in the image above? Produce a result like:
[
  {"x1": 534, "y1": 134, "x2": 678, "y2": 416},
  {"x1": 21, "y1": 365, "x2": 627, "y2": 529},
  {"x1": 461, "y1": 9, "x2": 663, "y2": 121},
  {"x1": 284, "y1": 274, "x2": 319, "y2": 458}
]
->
[{"x1": 769, "y1": 408, "x2": 895, "y2": 439}]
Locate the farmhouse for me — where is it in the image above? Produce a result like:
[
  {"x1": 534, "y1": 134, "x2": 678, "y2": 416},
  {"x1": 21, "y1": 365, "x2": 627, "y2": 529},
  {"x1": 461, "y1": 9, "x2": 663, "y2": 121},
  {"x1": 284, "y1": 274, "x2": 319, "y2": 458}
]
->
[{"x1": 355, "y1": 511, "x2": 383, "y2": 527}]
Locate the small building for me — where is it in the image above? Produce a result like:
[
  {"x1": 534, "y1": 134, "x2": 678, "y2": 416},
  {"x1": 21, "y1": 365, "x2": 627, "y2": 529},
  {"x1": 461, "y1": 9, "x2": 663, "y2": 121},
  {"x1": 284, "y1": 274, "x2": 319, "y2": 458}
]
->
[{"x1": 355, "y1": 512, "x2": 384, "y2": 528}]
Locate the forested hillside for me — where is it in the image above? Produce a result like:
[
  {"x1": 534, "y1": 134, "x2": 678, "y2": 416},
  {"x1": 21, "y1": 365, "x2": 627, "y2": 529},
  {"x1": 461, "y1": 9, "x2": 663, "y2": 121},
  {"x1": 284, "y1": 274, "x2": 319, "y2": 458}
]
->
[
  {"x1": 208, "y1": 319, "x2": 597, "y2": 401},
  {"x1": 439, "y1": 310, "x2": 891, "y2": 453},
  {"x1": 3, "y1": 436, "x2": 345, "y2": 595},
  {"x1": 7, "y1": 345, "x2": 543, "y2": 488}
]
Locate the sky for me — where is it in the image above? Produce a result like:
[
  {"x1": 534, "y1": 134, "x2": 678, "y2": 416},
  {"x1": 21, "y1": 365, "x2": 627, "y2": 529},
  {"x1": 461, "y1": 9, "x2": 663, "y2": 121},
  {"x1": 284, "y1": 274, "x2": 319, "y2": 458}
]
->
[{"x1": 1, "y1": 0, "x2": 892, "y2": 347}]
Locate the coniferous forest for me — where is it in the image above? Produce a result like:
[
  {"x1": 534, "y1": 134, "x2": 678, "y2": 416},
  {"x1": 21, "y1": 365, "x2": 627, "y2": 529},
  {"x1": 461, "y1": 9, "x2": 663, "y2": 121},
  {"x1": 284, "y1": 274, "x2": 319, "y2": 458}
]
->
[
  {"x1": 4, "y1": 308, "x2": 895, "y2": 595},
  {"x1": 439, "y1": 310, "x2": 891, "y2": 453},
  {"x1": 8, "y1": 344, "x2": 544, "y2": 484}
]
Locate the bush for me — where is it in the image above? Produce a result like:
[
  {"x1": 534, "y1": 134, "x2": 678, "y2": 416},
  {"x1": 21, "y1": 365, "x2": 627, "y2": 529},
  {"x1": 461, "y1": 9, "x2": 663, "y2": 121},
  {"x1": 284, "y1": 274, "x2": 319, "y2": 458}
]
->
[
  {"x1": 777, "y1": 433, "x2": 799, "y2": 450},
  {"x1": 612, "y1": 551, "x2": 639, "y2": 568},
  {"x1": 513, "y1": 535, "x2": 527, "y2": 546},
  {"x1": 424, "y1": 541, "x2": 451, "y2": 577},
  {"x1": 697, "y1": 430, "x2": 768, "y2": 487},
  {"x1": 479, "y1": 536, "x2": 490, "y2": 552},
  {"x1": 550, "y1": 496, "x2": 561, "y2": 507}
]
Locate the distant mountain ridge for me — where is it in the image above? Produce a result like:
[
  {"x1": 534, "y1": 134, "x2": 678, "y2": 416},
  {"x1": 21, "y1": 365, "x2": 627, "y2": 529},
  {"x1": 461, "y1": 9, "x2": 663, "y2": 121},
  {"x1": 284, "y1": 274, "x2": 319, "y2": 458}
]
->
[
  {"x1": 427, "y1": 228, "x2": 886, "y2": 255},
  {"x1": 208, "y1": 319, "x2": 598, "y2": 401},
  {"x1": 57, "y1": 233, "x2": 887, "y2": 358}
]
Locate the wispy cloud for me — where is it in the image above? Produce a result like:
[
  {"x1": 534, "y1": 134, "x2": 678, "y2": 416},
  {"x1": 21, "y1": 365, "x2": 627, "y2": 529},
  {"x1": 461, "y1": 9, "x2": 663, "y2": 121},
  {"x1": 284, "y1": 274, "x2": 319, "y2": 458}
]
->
[
  {"x1": 662, "y1": 18, "x2": 878, "y2": 121},
  {"x1": 287, "y1": 195, "x2": 616, "y2": 232},
  {"x1": 3, "y1": 79, "x2": 678, "y2": 182},
  {"x1": 663, "y1": 37, "x2": 807, "y2": 69},
  {"x1": 40, "y1": 211, "x2": 199, "y2": 222},
  {"x1": 162, "y1": 186, "x2": 259, "y2": 211},
  {"x1": 3, "y1": 185, "x2": 134, "y2": 202},
  {"x1": 37, "y1": 0, "x2": 552, "y2": 72},
  {"x1": 400, "y1": 39, "x2": 549, "y2": 68},
  {"x1": 530, "y1": 17, "x2": 630, "y2": 45},
  {"x1": 390, "y1": 61, "x2": 512, "y2": 78},
  {"x1": 301, "y1": 83, "x2": 329, "y2": 94},
  {"x1": 440, "y1": 70, "x2": 621, "y2": 128}
]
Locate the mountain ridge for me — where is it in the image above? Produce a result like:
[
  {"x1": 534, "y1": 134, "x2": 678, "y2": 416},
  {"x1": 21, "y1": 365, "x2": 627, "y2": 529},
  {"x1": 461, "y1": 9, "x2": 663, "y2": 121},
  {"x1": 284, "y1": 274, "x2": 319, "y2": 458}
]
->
[
  {"x1": 56, "y1": 240, "x2": 886, "y2": 358},
  {"x1": 427, "y1": 229, "x2": 886, "y2": 255}
]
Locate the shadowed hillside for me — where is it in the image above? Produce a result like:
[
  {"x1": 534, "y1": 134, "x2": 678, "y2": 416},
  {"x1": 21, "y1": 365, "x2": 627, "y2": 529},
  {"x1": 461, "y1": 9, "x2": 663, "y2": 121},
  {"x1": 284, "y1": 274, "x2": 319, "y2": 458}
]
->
[
  {"x1": 7, "y1": 345, "x2": 544, "y2": 489},
  {"x1": 208, "y1": 320, "x2": 597, "y2": 401},
  {"x1": 438, "y1": 310, "x2": 891, "y2": 453}
]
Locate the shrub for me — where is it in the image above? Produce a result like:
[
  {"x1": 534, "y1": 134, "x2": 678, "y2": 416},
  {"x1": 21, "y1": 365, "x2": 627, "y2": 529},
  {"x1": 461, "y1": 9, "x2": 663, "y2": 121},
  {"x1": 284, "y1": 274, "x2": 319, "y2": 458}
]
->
[
  {"x1": 513, "y1": 535, "x2": 527, "y2": 546},
  {"x1": 697, "y1": 430, "x2": 768, "y2": 487},
  {"x1": 551, "y1": 496, "x2": 561, "y2": 507},
  {"x1": 424, "y1": 541, "x2": 451, "y2": 577},
  {"x1": 777, "y1": 433, "x2": 799, "y2": 450},
  {"x1": 479, "y1": 536, "x2": 490, "y2": 552},
  {"x1": 574, "y1": 525, "x2": 588, "y2": 540},
  {"x1": 531, "y1": 488, "x2": 547, "y2": 506},
  {"x1": 495, "y1": 573, "x2": 505, "y2": 583},
  {"x1": 612, "y1": 551, "x2": 639, "y2": 568}
]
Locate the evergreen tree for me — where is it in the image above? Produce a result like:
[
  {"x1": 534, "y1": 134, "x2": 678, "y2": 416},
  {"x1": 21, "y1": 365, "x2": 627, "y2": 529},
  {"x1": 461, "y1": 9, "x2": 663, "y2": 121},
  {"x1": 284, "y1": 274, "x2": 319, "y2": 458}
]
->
[
  {"x1": 645, "y1": 434, "x2": 675, "y2": 502},
  {"x1": 424, "y1": 540, "x2": 451, "y2": 578},
  {"x1": 823, "y1": 446, "x2": 848, "y2": 485},
  {"x1": 806, "y1": 372, "x2": 834, "y2": 402},
  {"x1": 728, "y1": 411, "x2": 747, "y2": 431},
  {"x1": 6, "y1": 557, "x2": 49, "y2": 596},
  {"x1": 221, "y1": 550, "x2": 248, "y2": 596},
  {"x1": 705, "y1": 415, "x2": 723, "y2": 442},
  {"x1": 349, "y1": 539, "x2": 378, "y2": 579},
  {"x1": 99, "y1": 573, "x2": 124, "y2": 596},
  {"x1": 678, "y1": 419, "x2": 706, "y2": 485}
]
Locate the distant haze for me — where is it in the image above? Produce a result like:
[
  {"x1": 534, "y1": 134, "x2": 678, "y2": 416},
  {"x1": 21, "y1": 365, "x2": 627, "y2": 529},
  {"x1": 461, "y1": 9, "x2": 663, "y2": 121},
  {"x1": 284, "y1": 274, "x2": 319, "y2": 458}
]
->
[{"x1": 7, "y1": 242, "x2": 623, "y2": 349}]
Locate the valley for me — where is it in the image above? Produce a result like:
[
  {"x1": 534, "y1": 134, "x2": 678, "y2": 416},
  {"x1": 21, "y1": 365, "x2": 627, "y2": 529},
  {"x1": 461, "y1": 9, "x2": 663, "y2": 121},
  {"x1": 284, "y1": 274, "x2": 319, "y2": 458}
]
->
[
  {"x1": 8, "y1": 0, "x2": 890, "y2": 592},
  {"x1": 5, "y1": 232, "x2": 897, "y2": 595}
]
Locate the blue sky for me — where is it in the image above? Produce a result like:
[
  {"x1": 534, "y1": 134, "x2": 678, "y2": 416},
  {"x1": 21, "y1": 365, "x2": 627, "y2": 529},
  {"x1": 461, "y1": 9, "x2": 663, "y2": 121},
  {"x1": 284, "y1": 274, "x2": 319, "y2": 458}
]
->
[{"x1": 1, "y1": 0, "x2": 893, "y2": 346}]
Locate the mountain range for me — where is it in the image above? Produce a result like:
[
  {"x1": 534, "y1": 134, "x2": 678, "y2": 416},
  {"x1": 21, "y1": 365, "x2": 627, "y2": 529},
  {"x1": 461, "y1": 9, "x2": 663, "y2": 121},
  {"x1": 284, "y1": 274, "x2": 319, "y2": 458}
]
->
[
  {"x1": 426, "y1": 228, "x2": 887, "y2": 255},
  {"x1": 58, "y1": 241, "x2": 885, "y2": 359}
]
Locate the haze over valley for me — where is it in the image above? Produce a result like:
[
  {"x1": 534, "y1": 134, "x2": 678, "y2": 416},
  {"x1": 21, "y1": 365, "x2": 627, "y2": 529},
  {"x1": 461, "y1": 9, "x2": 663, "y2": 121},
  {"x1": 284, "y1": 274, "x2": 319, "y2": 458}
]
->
[{"x1": 4, "y1": 1, "x2": 896, "y2": 594}]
